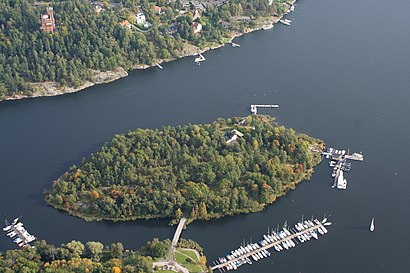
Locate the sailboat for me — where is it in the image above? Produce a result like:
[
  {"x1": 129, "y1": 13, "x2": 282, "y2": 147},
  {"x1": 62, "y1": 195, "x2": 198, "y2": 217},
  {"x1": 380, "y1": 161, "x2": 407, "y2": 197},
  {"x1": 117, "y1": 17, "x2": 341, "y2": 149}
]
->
[{"x1": 370, "y1": 217, "x2": 375, "y2": 232}]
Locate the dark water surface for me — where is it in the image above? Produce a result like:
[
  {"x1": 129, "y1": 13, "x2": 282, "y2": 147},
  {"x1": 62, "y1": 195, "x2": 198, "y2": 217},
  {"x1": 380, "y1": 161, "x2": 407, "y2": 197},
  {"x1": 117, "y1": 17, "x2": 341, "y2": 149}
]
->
[{"x1": 1, "y1": 0, "x2": 410, "y2": 271}]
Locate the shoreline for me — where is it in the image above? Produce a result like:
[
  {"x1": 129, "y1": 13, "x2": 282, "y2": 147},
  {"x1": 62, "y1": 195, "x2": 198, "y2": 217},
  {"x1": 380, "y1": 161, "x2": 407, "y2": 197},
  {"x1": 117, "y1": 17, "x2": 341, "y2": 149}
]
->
[{"x1": 1, "y1": 4, "x2": 295, "y2": 102}]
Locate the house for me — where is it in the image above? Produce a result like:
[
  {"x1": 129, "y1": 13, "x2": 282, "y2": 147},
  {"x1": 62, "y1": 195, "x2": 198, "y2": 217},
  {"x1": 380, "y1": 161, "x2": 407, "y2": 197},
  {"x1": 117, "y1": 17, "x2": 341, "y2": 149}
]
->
[
  {"x1": 191, "y1": 1, "x2": 205, "y2": 11},
  {"x1": 235, "y1": 16, "x2": 251, "y2": 21},
  {"x1": 181, "y1": 0, "x2": 190, "y2": 10},
  {"x1": 226, "y1": 129, "x2": 244, "y2": 144},
  {"x1": 119, "y1": 20, "x2": 132, "y2": 29},
  {"x1": 92, "y1": 2, "x2": 105, "y2": 13},
  {"x1": 220, "y1": 20, "x2": 231, "y2": 28},
  {"x1": 151, "y1": 5, "x2": 162, "y2": 14},
  {"x1": 136, "y1": 12, "x2": 146, "y2": 25},
  {"x1": 192, "y1": 22, "x2": 202, "y2": 33},
  {"x1": 192, "y1": 9, "x2": 201, "y2": 21},
  {"x1": 41, "y1": 7, "x2": 55, "y2": 33}
]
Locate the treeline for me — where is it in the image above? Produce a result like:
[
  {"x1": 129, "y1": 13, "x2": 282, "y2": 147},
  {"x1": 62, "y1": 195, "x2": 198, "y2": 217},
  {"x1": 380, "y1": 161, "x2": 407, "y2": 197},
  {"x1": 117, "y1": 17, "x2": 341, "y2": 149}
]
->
[
  {"x1": 0, "y1": 238, "x2": 170, "y2": 273},
  {"x1": 0, "y1": 0, "x2": 290, "y2": 99},
  {"x1": 47, "y1": 115, "x2": 323, "y2": 222}
]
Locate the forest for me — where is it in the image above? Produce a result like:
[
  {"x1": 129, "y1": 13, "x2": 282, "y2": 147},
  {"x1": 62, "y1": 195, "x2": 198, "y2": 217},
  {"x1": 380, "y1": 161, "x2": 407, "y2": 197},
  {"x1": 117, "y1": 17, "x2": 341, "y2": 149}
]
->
[
  {"x1": 0, "y1": 238, "x2": 170, "y2": 273},
  {"x1": 47, "y1": 115, "x2": 324, "y2": 222},
  {"x1": 0, "y1": 0, "x2": 291, "y2": 99}
]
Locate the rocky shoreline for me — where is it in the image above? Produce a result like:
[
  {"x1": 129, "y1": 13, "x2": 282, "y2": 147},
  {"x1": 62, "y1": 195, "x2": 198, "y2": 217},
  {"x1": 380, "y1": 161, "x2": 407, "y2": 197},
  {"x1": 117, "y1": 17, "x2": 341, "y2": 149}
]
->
[{"x1": 2, "y1": 7, "x2": 293, "y2": 102}]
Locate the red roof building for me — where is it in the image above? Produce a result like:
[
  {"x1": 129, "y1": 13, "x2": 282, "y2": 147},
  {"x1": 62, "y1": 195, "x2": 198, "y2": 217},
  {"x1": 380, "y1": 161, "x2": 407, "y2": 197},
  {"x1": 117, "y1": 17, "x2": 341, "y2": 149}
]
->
[
  {"x1": 152, "y1": 5, "x2": 162, "y2": 14},
  {"x1": 41, "y1": 7, "x2": 55, "y2": 33}
]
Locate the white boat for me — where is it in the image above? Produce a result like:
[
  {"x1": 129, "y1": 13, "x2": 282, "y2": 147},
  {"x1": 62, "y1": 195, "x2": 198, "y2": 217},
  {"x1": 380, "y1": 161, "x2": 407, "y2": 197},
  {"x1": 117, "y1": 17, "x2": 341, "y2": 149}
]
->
[
  {"x1": 3, "y1": 225, "x2": 12, "y2": 232},
  {"x1": 279, "y1": 19, "x2": 291, "y2": 26},
  {"x1": 324, "y1": 222, "x2": 332, "y2": 226},
  {"x1": 18, "y1": 241, "x2": 26, "y2": 247},
  {"x1": 290, "y1": 5, "x2": 295, "y2": 12},
  {"x1": 370, "y1": 218, "x2": 375, "y2": 232},
  {"x1": 7, "y1": 231, "x2": 16, "y2": 237}
]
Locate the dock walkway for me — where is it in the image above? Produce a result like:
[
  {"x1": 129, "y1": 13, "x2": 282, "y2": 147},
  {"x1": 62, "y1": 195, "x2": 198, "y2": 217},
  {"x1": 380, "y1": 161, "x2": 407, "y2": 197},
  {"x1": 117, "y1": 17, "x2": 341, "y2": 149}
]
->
[
  {"x1": 211, "y1": 221, "x2": 327, "y2": 271},
  {"x1": 250, "y1": 104, "x2": 279, "y2": 114},
  {"x1": 172, "y1": 217, "x2": 187, "y2": 247}
]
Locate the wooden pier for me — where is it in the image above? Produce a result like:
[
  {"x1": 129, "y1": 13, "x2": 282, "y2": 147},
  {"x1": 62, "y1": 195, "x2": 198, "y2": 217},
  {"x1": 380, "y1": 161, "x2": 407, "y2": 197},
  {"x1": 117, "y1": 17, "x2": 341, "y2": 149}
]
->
[
  {"x1": 250, "y1": 104, "x2": 279, "y2": 114},
  {"x1": 211, "y1": 221, "x2": 328, "y2": 271}
]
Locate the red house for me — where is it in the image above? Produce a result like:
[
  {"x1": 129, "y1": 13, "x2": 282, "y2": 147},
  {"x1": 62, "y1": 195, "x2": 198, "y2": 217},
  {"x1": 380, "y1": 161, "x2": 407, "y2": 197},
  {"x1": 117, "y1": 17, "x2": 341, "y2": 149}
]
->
[{"x1": 41, "y1": 7, "x2": 56, "y2": 33}]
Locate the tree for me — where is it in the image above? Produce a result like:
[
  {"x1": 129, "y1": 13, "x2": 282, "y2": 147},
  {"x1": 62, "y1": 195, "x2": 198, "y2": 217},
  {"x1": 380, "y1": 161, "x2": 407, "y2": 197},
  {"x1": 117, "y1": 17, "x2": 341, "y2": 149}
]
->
[
  {"x1": 175, "y1": 208, "x2": 183, "y2": 219},
  {"x1": 86, "y1": 241, "x2": 104, "y2": 262},
  {"x1": 200, "y1": 255, "x2": 207, "y2": 266},
  {"x1": 110, "y1": 242, "x2": 124, "y2": 259},
  {"x1": 199, "y1": 202, "x2": 207, "y2": 218},
  {"x1": 66, "y1": 240, "x2": 85, "y2": 258},
  {"x1": 190, "y1": 207, "x2": 196, "y2": 219}
]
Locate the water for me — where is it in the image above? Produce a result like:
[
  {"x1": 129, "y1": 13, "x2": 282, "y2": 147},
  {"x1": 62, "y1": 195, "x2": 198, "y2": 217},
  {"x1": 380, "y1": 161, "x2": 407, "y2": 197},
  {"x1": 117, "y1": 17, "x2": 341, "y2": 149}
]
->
[{"x1": 1, "y1": 0, "x2": 410, "y2": 271}]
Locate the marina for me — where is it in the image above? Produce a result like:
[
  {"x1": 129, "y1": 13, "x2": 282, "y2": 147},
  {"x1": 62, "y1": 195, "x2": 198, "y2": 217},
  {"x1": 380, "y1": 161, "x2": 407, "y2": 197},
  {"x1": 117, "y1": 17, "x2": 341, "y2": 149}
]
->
[
  {"x1": 250, "y1": 104, "x2": 279, "y2": 114},
  {"x1": 323, "y1": 148, "x2": 364, "y2": 190},
  {"x1": 211, "y1": 217, "x2": 331, "y2": 272},
  {"x1": 3, "y1": 218, "x2": 36, "y2": 248}
]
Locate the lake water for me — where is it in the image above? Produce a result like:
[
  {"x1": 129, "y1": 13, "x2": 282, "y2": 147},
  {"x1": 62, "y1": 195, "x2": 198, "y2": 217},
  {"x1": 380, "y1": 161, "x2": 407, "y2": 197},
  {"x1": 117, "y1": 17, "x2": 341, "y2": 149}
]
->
[{"x1": 1, "y1": 0, "x2": 410, "y2": 271}]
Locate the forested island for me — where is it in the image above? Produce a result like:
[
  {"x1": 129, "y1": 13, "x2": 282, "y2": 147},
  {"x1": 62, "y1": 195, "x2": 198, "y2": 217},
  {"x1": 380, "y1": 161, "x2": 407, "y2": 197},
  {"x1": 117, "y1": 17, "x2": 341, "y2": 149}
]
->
[
  {"x1": 47, "y1": 116, "x2": 324, "y2": 222},
  {"x1": 0, "y1": 237, "x2": 206, "y2": 273},
  {"x1": 0, "y1": 0, "x2": 294, "y2": 100}
]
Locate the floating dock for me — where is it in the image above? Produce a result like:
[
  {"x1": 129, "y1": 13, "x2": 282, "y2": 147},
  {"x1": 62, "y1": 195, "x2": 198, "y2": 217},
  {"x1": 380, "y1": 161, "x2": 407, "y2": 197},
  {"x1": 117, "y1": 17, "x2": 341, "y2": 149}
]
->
[
  {"x1": 231, "y1": 42, "x2": 240, "y2": 48},
  {"x1": 211, "y1": 217, "x2": 331, "y2": 271},
  {"x1": 250, "y1": 104, "x2": 279, "y2": 114},
  {"x1": 323, "y1": 148, "x2": 363, "y2": 190},
  {"x1": 3, "y1": 218, "x2": 36, "y2": 248}
]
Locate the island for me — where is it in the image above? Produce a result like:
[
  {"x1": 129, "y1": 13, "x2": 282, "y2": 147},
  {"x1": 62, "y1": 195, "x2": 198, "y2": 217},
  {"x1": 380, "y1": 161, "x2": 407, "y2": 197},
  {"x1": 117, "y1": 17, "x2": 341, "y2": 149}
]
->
[
  {"x1": 0, "y1": 0, "x2": 296, "y2": 101},
  {"x1": 46, "y1": 115, "x2": 324, "y2": 222}
]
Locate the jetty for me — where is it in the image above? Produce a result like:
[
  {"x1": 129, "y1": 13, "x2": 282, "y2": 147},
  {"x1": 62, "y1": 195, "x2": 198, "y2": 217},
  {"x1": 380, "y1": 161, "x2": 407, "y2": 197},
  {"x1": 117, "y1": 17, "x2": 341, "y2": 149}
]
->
[
  {"x1": 250, "y1": 104, "x2": 279, "y2": 114},
  {"x1": 212, "y1": 217, "x2": 331, "y2": 271},
  {"x1": 156, "y1": 63, "x2": 163, "y2": 69},
  {"x1": 3, "y1": 217, "x2": 36, "y2": 248},
  {"x1": 323, "y1": 148, "x2": 363, "y2": 190},
  {"x1": 194, "y1": 53, "x2": 206, "y2": 63}
]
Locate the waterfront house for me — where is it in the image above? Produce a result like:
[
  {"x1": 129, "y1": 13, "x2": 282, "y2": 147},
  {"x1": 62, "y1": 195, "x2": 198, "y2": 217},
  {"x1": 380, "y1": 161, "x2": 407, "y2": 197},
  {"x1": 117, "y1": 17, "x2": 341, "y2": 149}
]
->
[{"x1": 192, "y1": 22, "x2": 202, "y2": 33}]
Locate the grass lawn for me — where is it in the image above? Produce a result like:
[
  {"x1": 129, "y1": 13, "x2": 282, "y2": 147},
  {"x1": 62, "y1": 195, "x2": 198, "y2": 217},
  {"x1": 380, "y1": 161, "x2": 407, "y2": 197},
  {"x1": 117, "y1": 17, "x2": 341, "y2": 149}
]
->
[{"x1": 174, "y1": 248, "x2": 205, "y2": 273}]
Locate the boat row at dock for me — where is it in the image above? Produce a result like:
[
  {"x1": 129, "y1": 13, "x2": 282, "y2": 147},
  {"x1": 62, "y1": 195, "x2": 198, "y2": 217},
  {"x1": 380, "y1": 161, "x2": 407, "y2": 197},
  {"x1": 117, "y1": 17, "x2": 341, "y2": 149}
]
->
[
  {"x1": 211, "y1": 217, "x2": 331, "y2": 272},
  {"x1": 323, "y1": 147, "x2": 364, "y2": 190},
  {"x1": 3, "y1": 218, "x2": 36, "y2": 248}
]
